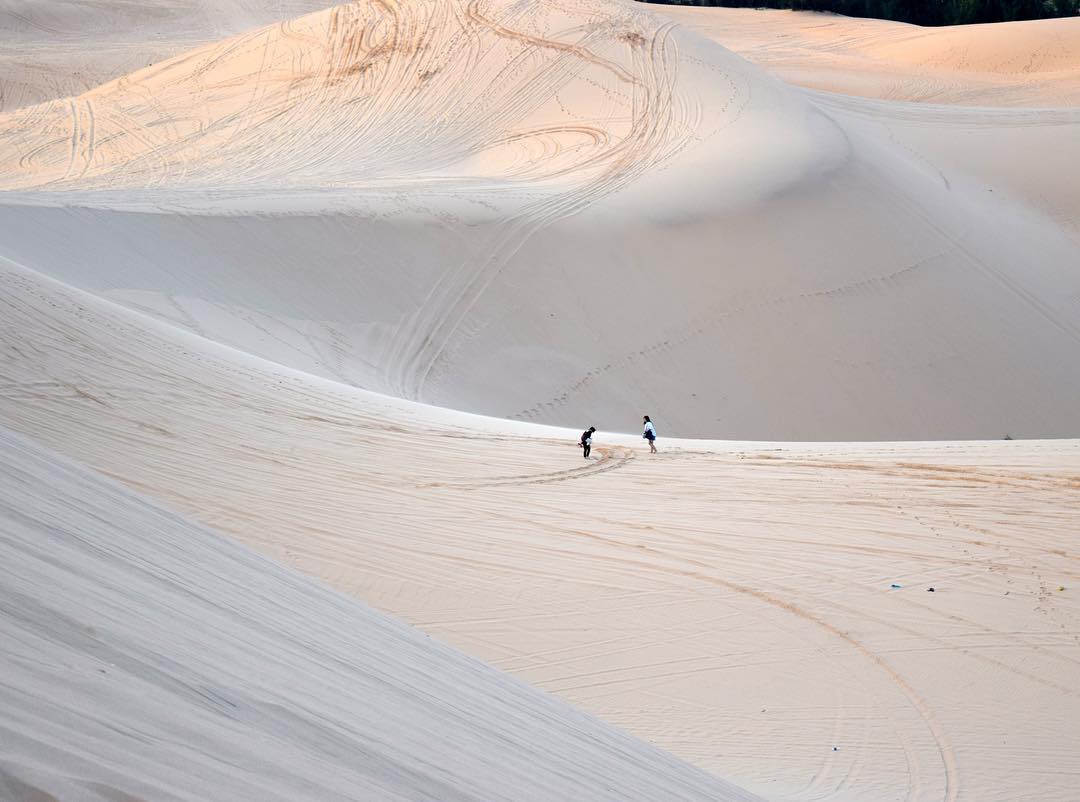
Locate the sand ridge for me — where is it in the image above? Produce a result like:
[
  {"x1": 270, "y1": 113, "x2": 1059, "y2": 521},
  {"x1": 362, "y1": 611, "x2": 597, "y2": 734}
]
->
[
  {"x1": 657, "y1": 7, "x2": 1080, "y2": 106},
  {"x1": 0, "y1": 0, "x2": 698, "y2": 191}
]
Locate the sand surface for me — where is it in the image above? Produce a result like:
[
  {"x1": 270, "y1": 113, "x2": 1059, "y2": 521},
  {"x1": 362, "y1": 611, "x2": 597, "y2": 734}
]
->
[
  {"x1": 0, "y1": 424, "x2": 754, "y2": 802},
  {"x1": 657, "y1": 7, "x2": 1080, "y2": 107},
  {"x1": 2, "y1": 254, "x2": 1078, "y2": 801},
  {"x1": 2, "y1": 1, "x2": 1079, "y2": 800},
  {"x1": 1, "y1": 0, "x2": 1078, "y2": 439},
  {"x1": 0, "y1": 0, "x2": 333, "y2": 111}
]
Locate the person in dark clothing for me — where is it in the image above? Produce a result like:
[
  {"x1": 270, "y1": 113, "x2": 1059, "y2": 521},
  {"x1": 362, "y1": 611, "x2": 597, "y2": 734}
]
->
[{"x1": 580, "y1": 427, "x2": 596, "y2": 459}]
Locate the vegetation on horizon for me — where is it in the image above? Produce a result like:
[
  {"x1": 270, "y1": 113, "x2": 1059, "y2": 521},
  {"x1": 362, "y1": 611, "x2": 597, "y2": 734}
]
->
[{"x1": 637, "y1": 0, "x2": 1080, "y2": 27}]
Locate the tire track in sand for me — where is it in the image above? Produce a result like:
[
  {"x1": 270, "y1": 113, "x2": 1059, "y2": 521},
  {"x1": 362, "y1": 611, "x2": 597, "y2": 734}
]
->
[
  {"x1": 420, "y1": 444, "x2": 633, "y2": 488},
  {"x1": 381, "y1": 3, "x2": 693, "y2": 401},
  {"x1": 566, "y1": 530, "x2": 961, "y2": 802}
]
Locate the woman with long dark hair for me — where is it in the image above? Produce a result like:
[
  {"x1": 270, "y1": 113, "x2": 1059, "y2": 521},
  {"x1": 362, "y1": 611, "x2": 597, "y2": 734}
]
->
[{"x1": 642, "y1": 416, "x2": 657, "y2": 454}]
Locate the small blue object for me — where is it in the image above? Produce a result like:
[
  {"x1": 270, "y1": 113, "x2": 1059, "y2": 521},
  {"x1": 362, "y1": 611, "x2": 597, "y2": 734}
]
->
[
  {"x1": 890, "y1": 584, "x2": 902, "y2": 589},
  {"x1": 833, "y1": 747, "x2": 839, "y2": 751}
]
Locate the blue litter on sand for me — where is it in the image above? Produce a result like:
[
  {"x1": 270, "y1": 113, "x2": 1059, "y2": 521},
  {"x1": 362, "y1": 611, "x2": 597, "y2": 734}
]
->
[{"x1": 890, "y1": 584, "x2": 902, "y2": 589}]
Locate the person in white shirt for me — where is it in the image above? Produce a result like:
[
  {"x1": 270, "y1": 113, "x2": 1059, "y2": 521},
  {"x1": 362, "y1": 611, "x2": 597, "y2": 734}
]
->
[{"x1": 642, "y1": 415, "x2": 657, "y2": 453}]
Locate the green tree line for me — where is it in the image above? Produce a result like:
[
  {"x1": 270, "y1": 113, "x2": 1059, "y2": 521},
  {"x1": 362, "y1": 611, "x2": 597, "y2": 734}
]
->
[{"x1": 637, "y1": 0, "x2": 1079, "y2": 26}]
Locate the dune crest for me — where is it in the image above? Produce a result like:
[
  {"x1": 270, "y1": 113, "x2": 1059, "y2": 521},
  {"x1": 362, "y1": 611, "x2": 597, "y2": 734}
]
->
[
  {"x1": 0, "y1": 0, "x2": 697, "y2": 191},
  {"x1": 659, "y1": 7, "x2": 1080, "y2": 106}
]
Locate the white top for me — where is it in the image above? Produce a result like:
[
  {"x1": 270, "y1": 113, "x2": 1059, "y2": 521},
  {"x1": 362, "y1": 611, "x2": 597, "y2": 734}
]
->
[{"x1": 644, "y1": 421, "x2": 656, "y2": 436}]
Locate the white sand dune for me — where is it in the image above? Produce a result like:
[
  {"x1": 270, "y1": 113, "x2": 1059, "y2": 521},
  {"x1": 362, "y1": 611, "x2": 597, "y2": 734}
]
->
[
  {"x1": 2, "y1": 252, "x2": 1078, "y2": 801},
  {"x1": 1, "y1": 0, "x2": 1078, "y2": 439},
  {"x1": 0, "y1": 424, "x2": 756, "y2": 802},
  {"x1": 658, "y1": 7, "x2": 1080, "y2": 107},
  {"x1": 0, "y1": 0, "x2": 333, "y2": 112},
  {"x1": 2, "y1": 1, "x2": 1079, "y2": 800}
]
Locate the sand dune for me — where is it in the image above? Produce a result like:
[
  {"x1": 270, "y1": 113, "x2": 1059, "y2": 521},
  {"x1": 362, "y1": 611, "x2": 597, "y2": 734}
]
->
[
  {"x1": 2, "y1": 252, "x2": 1078, "y2": 801},
  {"x1": 2, "y1": 1, "x2": 1079, "y2": 800},
  {"x1": 1, "y1": 0, "x2": 1079, "y2": 439},
  {"x1": 658, "y1": 7, "x2": 1080, "y2": 107},
  {"x1": 0, "y1": 0, "x2": 333, "y2": 112},
  {"x1": 0, "y1": 0, "x2": 708, "y2": 190},
  {"x1": 0, "y1": 425, "x2": 755, "y2": 802}
]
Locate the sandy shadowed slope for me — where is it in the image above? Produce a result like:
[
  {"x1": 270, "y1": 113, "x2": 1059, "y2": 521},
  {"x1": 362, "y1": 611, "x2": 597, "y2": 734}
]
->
[
  {"x1": 657, "y1": 7, "x2": 1080, "y2": 107},
  {"x1": 0, "y1": 0, "x2": 1078, "y2": 440},
  {"x1": 2, "y1": 251, "x2": 1078, "y2": 801},
  {"x1": 0, "y1": 425, "x2": 759, "y2": 802}
]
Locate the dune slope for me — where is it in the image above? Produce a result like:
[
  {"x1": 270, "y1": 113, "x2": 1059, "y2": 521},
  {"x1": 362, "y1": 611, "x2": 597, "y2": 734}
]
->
[
  {"x1": 2, "y1": 250, "x2": 1079, "y2": 801},
  {"x1": 0, "y1": 424, "x2": 757, "y2": 802},
  {"x1": 0, "y1": 0, "x2": 333, "y2": 112},
  {"x1": 0, "y1": 0, "x2": 1078, "y2": 439}
]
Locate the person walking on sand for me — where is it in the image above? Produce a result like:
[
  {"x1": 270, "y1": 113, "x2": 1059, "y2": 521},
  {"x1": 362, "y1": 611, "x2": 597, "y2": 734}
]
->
[
  {"x1": 580, "y1": 426, "x2": 596, "y2": 459},
  {"x1": 642, "y1": 415, "x2": 657, "y2": 453}
]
